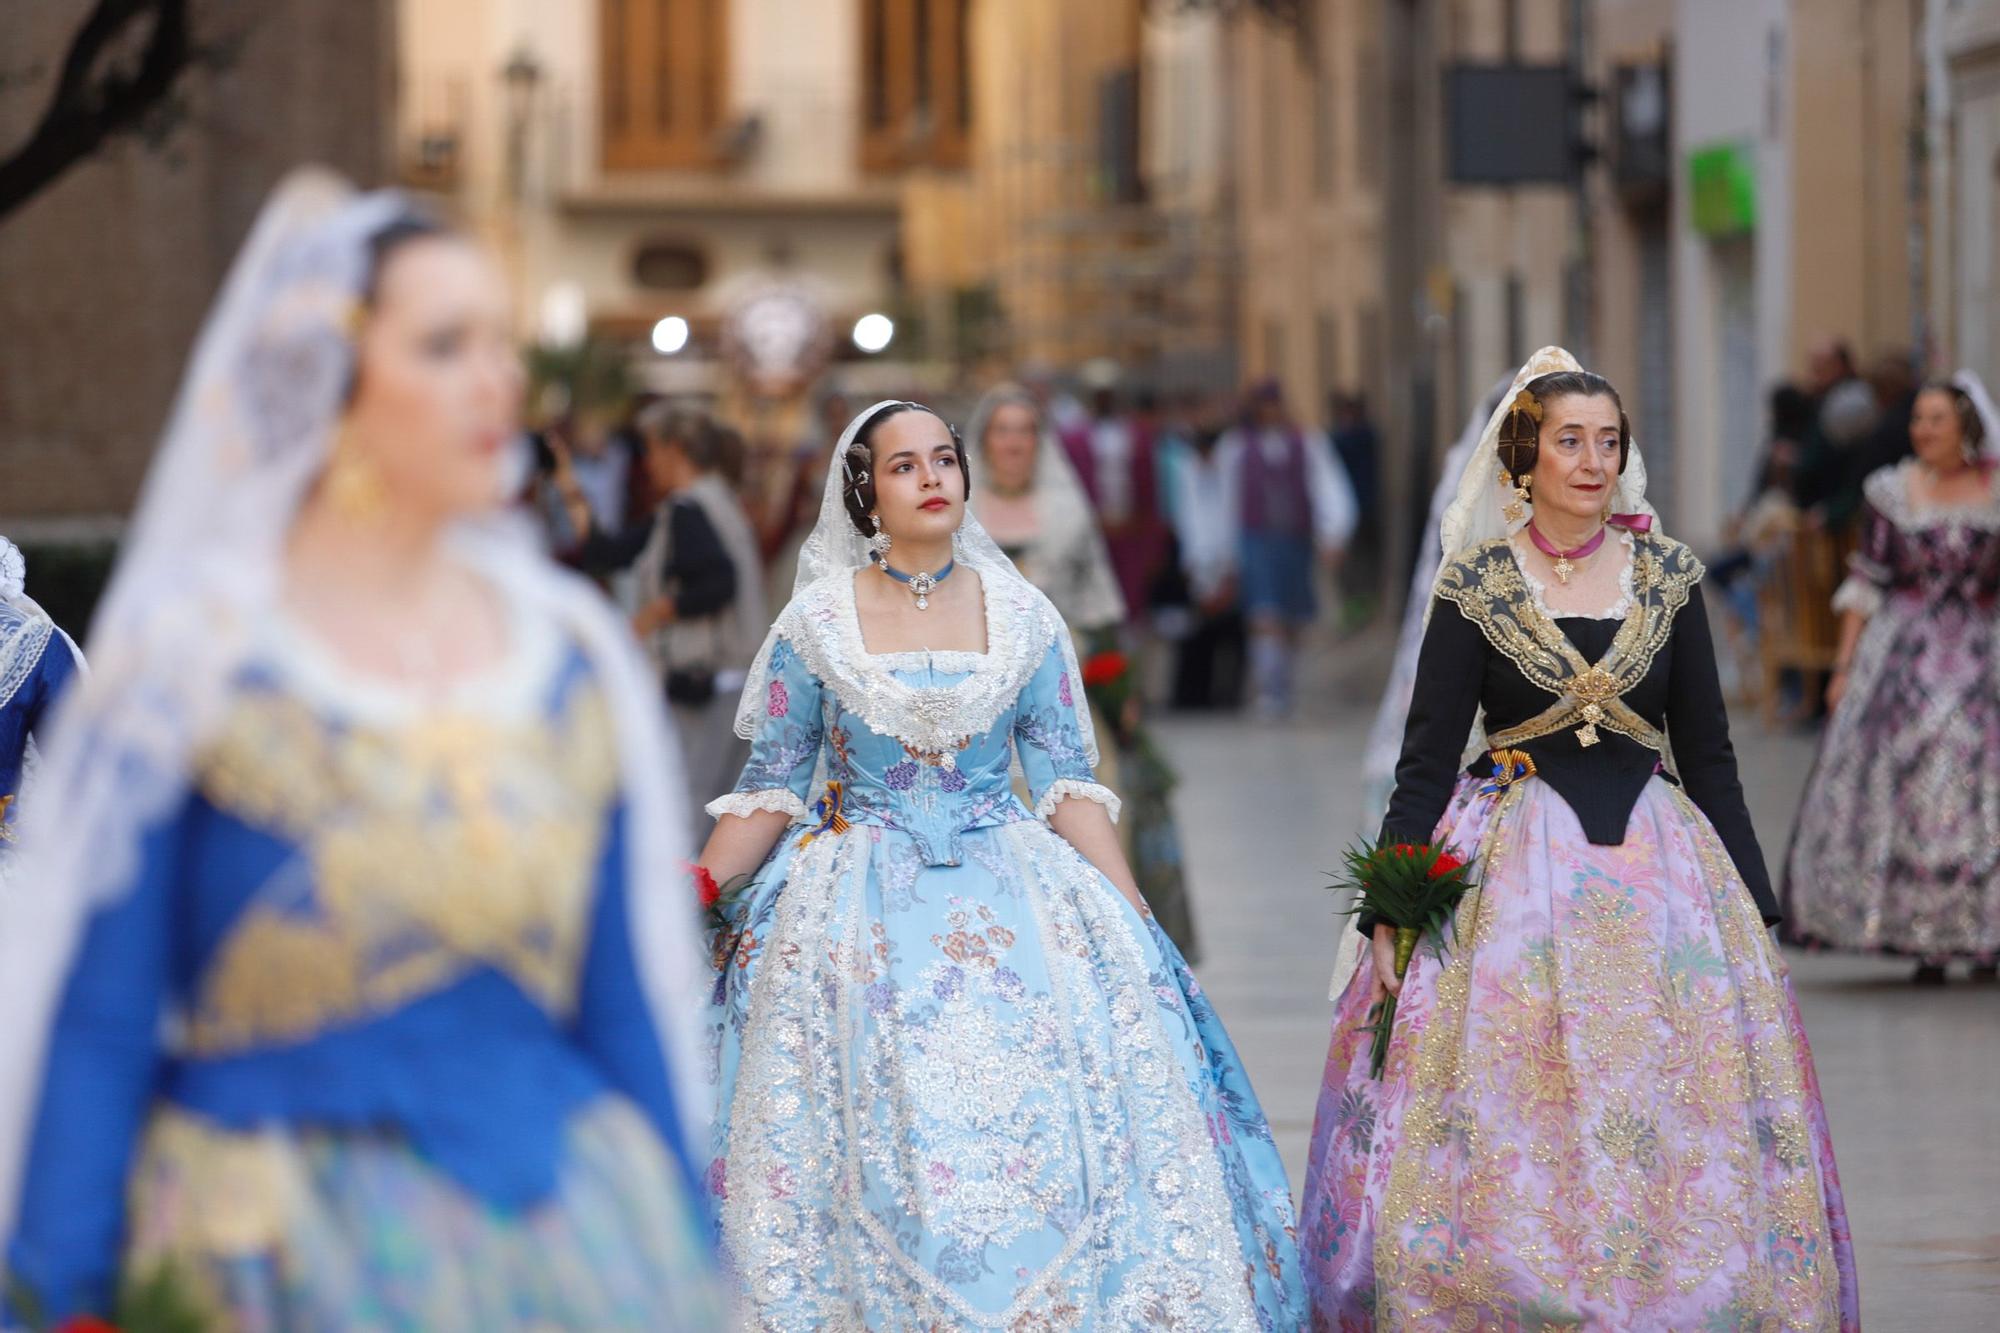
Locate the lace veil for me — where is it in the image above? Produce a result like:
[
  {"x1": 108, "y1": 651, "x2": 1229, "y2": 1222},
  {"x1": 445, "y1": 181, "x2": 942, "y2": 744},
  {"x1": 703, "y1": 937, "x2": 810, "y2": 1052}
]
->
[
  {"x1": 1950, "y1": 370, "x2": 2000, "y2": 460},
  {"x1": 730, "y1": 399, "x2": 1099, "y2": 765},
  {"x1": 0, "y1": 171, "x2": 710, "y2": 1234},
  {"x1": 965, "y1": 384, "x2": 1125, "y2": 633}
]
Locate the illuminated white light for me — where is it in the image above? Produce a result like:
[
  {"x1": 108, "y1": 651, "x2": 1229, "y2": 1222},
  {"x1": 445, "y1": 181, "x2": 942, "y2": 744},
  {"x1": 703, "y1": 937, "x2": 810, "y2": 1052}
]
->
[
  {"x1": 852, "y1": 312, "x2": 895, "y2": 354},
  {"x1": 651, "y1": 315, "x2": 690, "y2": 355}
]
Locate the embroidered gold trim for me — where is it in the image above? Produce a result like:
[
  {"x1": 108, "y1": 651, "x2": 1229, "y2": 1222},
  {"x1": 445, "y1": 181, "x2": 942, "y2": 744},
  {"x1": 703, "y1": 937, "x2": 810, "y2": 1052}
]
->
[
  {"x1": 1437, "y1": 532, "x2": 1702, "y2": 754},
  {"x1": 185, "y1": 685, "x2": 619, "y2": 1054}
]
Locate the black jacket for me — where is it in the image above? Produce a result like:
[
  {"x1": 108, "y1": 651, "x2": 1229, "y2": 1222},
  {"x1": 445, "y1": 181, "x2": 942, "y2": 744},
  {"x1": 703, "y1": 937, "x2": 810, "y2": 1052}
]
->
[
  {"x1": 1377, "y1": 538, "x2": 1776, "y2": 927},
  {"x1": 576, "y1": 497, "x2": 736, "y2": 619}
]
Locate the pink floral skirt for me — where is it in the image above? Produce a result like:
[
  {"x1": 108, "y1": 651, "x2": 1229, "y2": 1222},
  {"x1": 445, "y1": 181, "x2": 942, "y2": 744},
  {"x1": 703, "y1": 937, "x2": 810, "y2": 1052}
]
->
[{"x1": 1302, "y1": 775, "x2": 1860, "y2": 1331}]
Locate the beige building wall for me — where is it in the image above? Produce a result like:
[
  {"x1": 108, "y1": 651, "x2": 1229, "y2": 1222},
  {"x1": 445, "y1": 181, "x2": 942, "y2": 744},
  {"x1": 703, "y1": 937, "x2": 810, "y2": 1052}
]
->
[
  {"x1": 1232, "y1": 3, "x2": 1389, "y2": 424},
  {"x1": 0, "y1": 1, "x2": 395, "y2": 522},
  {"x1": 1928, "y1": 0, "x2": 2000, "y2": 383},
  {"x1": 960, "y1": 0, "x2": 1145, "y2": 370},
  {"x1": 1788, "y1": 0, "x2": 1926, "y2": 370},
  {"x1": 399, "y1": 0, "x2": 905, "y2": 392},
  {"x1": 1437, "y1": 0, "x2": 1574, "y2": 427}
]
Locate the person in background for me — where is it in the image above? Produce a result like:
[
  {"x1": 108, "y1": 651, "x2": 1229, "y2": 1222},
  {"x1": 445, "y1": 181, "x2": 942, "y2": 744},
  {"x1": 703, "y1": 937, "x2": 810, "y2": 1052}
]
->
[
  {"x1": 1168, "y1": 410, "x2": 1248, "y2": 710},
  {"x1": 1329, "y1": 391, "x2": 1383, "y2": 625},
  {"x1": 761, "y1": 387, "x2": 849, "y2": 604},
  {"x1": 1784, "y1": 373, "x2": 2000, "y2": 984},
  {"x1": 1066, "y1": 387, "x2": 1169, "y2": 638},
  {"x1": 556, "y1": 411, "x2": 758, "y2": 843},
  {"x1": 968, "y1": 384, "x2": 1200, "y2": 962},
  {"x1": 1793, "y1": 338, "x2": 1876, "y2": 529},
  {"x1": 1708, "y1": 384, "x2": 1812, "y2": 693},
  {"x1": 1213, "y1": 380, "x2": 1357, "y2": 719},
  {"x1": 0, "y1": 537, "x2": 84, "y2": 889}
]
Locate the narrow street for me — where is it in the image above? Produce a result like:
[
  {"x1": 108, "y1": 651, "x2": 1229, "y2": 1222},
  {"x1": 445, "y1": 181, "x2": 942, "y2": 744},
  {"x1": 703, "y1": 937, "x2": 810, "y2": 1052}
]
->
[{"x1": 1159, "y1": 629, "x2": 2000, "y2": 1330}]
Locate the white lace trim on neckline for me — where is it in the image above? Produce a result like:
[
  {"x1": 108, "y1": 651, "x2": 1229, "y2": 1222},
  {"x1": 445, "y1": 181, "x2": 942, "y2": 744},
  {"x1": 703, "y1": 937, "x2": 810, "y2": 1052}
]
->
[
  {"x1": 1509, "y1": 528, "x2": 1635, "y2": 622},
  {"x1": 1866, "y1": 459, "x2": 2000, "y2": 532},
  {"x1": 736, "y1": 557, "x2": 1098, "y2": 765}
]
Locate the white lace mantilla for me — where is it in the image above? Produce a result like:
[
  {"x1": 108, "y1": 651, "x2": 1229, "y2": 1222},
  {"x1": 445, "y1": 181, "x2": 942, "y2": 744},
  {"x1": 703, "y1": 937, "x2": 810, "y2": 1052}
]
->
[{"x1": 734, "y1": 559, "x2": 1099, "y2": 766}]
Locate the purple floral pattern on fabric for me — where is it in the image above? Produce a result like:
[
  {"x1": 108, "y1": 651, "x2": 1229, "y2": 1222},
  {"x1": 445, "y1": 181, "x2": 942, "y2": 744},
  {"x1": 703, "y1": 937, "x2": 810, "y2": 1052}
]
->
[
  {"x1": 767, "y1": 678, "x2": 790, "y2": 719},
  {"x1": 1302, "y1": 776, "x2": 1860, "y2": 1331},
  {"x1": 706, "y1": 633, "x2": 1309, "y2": 1325},
  {"x1": 1785, "y1": 483, "x2": 2000, "y2": 958}
]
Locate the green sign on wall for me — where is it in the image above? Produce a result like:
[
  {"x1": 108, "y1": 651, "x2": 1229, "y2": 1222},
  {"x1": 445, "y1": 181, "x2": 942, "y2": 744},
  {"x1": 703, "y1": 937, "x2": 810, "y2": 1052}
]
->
[{"x1": 1689, "y1": 141, "x2": 1757, "y2": 237}]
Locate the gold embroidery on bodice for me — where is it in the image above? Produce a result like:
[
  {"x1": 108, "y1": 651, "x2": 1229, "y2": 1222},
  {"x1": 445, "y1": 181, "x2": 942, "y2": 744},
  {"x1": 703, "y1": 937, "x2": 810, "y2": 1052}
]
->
[
  {"x1": 1436, "y1": 534, "x2": 1704, "y2": 754},
  {"x1": 185, "y1": 684, "x2": 618, "y2": 1054}
]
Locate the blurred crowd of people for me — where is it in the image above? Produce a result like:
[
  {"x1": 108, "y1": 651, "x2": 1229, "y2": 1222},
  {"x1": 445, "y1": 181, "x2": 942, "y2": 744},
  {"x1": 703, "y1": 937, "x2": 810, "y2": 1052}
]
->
[{"x1": 520, "y1": 375, "x2": 1377, "y2": 732}]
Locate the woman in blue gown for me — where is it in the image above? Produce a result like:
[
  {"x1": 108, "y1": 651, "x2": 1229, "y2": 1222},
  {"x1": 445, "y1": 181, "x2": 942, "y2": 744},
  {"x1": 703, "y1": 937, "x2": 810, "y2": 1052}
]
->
[
  {"x1": 0, "y1": 173, "x2": 724, "y2": 1330},
  {"x1": 697, "y1": 400, "x2": 1306, "y2": 1329},
  {"x1": 0, "y1": 537, "x2": 82, "y2": 871}
]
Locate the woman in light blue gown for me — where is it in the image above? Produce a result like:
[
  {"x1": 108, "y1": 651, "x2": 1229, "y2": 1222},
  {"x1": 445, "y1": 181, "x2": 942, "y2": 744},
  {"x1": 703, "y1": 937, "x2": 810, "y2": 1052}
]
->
[{"x1": 697, "y1": 400, "x2": 1306, "y2": 1329}]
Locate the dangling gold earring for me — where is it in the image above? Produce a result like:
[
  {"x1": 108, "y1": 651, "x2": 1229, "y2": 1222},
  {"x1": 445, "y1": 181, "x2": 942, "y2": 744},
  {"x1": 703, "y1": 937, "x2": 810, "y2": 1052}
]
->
[
  {"x1": 1503, "y1": 468, "x2": 1531, "y2": 524},
  {"x1": 323, "y1": 431, "x2": 387, "y2": 521}
]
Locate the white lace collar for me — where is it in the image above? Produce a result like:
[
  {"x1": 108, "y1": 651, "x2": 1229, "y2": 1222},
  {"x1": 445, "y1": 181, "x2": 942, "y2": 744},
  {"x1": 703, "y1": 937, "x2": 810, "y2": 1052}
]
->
[
  {"x1": 739, "y1": 556, "x2": 1096, "y2": 763},
  {"x1": 1865, "y1": 459, "x2": 2000, "y2": 532},
  {"x1": 1508, "y1": 527, "x2": 1635, "y2": 622}
]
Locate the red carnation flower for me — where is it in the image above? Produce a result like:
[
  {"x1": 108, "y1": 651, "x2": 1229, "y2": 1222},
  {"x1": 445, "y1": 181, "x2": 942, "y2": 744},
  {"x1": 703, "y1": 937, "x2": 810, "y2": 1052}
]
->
[
  {"x1": 55, "y1": 1319, "x2": 120, "y2": 1333},
  {"x1": 1428, "y1": 852, "x2": 1464, "y2": 880},
  {"x1": 1081, "y1": 651, "x2": 1130, "y2": 688},
  {"x1": 688, "y1": 862, "x2": 721, "y2": 908}
]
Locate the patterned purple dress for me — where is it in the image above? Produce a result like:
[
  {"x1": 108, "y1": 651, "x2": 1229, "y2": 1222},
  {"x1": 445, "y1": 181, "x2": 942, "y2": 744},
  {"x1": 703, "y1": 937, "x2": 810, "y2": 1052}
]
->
[
  {"x1": 1785, "y1": 460, "x2": 2000, "y2": 959},
  {"x1": 1303, "y1": 533, "x2": 1858, "y2": 1331}
]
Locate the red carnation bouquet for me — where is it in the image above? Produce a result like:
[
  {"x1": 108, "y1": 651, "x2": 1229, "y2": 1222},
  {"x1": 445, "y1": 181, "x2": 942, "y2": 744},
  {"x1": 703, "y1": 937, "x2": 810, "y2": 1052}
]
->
[
  {"x1": 688, "y1": 863, "x2": 757, "y2": 968},
  {"x1": 1329, "y1": 839, "x2": 1477, "y2": 1077}
]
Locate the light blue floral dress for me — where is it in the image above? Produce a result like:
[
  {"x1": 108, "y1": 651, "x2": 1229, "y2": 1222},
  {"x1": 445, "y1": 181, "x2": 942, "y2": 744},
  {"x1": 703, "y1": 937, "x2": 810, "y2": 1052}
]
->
[{"x1": 705, "y1": 565, "x2": 1305, "y2": 1330}]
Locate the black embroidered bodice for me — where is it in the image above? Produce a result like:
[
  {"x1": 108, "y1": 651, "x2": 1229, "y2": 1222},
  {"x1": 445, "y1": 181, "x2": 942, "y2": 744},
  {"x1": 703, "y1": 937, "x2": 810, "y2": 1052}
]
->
[{"x1": 1380, "y1": 533, "x2": 1777, "y2": 924}]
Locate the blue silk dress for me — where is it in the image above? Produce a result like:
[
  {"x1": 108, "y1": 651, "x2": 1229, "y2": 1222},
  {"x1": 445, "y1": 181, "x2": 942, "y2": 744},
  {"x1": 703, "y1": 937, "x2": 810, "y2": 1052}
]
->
[
  {"x1": 0, "y1": 601, "x2": 79, "y2": 849},
  {"x1": 6, "y1": 609, "x2": 725, "y2": 1330},
  {"x1": 704, "y1": 567, "x2": 1306, "y2": 1330}
]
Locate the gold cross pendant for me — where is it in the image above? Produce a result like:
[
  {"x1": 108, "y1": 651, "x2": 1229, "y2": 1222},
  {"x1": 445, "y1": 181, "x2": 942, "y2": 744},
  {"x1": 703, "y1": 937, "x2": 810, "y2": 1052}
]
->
[{"x1": 1553, "y1": 555, "x2": 1574, "y2": 584}]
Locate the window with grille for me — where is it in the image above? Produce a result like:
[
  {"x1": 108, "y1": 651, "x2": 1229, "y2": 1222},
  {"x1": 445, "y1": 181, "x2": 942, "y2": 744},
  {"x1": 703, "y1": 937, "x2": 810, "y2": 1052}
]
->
[{"x1": 601, "y1": 0, "x2": 729, "y2": 170}]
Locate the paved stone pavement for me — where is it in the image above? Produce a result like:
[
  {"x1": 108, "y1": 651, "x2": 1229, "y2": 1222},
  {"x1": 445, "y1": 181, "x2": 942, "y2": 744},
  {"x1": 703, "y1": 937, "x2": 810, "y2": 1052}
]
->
[{"x1": 1155, "y1": 627, "x2": 2000, "y2": 1330}]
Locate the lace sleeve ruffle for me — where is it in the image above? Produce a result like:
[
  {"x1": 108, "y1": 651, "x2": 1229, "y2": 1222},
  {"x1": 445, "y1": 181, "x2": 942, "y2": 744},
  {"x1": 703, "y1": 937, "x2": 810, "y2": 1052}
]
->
[
  {"x1": 1830, "y1": 576, "x2": 1884, "y2": 618},
  {"x1": 705, "y1": 789, "x2": 809, "y2": 822},
  {"x1": 1033, "y1": 779, "x2": 1122, "y2": 824}
]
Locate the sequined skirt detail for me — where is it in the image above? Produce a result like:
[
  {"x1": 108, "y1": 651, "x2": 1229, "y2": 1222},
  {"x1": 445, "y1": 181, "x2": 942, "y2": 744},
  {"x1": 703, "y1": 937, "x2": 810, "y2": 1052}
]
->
[
  {"x1": 706, "y1": 820, "x2": 1306, "y2": 1330},
  {"x1": 1302, "y1": 775, "x2": 1860, "y2": 1332},
  {"x1": 123, "y1": 1097, "x2": 729, "y2": 1332}
]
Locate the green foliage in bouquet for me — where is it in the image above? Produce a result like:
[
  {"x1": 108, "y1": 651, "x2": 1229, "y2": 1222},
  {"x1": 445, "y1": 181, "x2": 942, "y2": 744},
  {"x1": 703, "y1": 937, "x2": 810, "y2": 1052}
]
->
[
  {"x1": 10, "y1": 1258, "x2": 212, "y2": 1332},
  {"x1": 1330, "y1": 839, "x2": 1477, "y2": 1078}
]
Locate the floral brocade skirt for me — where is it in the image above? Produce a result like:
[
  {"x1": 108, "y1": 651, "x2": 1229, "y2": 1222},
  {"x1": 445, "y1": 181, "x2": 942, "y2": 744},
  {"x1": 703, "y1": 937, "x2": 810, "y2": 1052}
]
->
[
  {"x1": 1783, "y1": 595, "x2": 2000, "y2": 959},
  {"x1": 1301, "y1": 775, "x2": 1860, "y2": 1332},
  {"x1": 121, "y1": 1097, "x2": 729, "y2": 1332}
]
